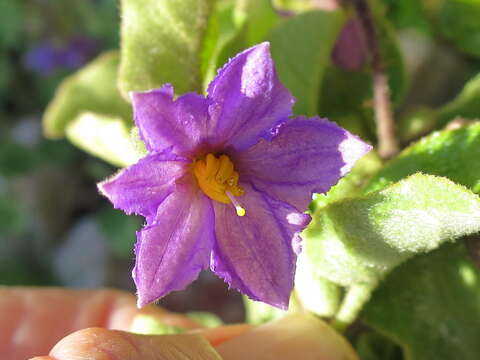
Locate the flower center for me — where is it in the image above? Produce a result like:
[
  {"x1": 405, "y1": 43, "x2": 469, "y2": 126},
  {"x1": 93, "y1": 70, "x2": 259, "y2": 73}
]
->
[{"x1": 193, "y1": 153, "x2": 246, "y2": 216}]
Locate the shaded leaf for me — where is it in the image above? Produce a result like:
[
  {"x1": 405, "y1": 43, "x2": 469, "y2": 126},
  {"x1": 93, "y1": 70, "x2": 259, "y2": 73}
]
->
[
  {"x1": 362, "y1": 242, "x2": 480, "y2": 360},
  {"x1": 438, "y1": 0, "x2": 480, "y2": 58},
  {"x1": 235, "y1": 0, "x2": 282, "y2": 47},
  {"x1": 201, "y1": 0, "x2": 247, "y2": 90},
  {"x1": 269, "y1": 10, "x2": 345, "y2": 116},
  {"x1": 399, "y1": 73, "x2": 480, "y2": 141},
  {"x1": 381, "y1": 0, "x2": 432, "y2": 36}
]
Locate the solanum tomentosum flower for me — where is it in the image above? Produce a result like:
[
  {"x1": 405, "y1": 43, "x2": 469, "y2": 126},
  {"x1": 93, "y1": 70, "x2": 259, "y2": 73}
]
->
[{"x1": 98, "y1": 43, "x2": 371, "y2": 309}]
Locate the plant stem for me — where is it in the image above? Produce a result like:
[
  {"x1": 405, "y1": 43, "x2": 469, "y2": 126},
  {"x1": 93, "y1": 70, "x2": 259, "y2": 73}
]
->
[
  {"x1": 351, "y1": 0, "x2": 399, "y2": 158},
  {"x1": 332, "y1": 284, "x2": 372, "y2": 332}
]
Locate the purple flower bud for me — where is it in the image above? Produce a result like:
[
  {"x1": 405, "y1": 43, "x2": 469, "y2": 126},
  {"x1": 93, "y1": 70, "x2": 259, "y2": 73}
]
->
[{"x1": 332, "y1": 18, "x2": 369, "y2": 71}]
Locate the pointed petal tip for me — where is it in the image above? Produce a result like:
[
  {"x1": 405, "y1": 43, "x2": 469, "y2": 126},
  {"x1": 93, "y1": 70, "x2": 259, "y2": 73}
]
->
[
  {"x1": 130, "y1": 84, "x2": 175, "y2": 111},
  {"x1": 247, "y1": 294, "x2": 290, "y2": 311},
  {"x1": 252, "y1": 41, "x2": 271, "y2": 52},
  {"x1": 339, "y1": 132, "x2": 373, "y2": 175},
  {"x1": 135, "y1": 291, "x2": 154, "y2": 309}
]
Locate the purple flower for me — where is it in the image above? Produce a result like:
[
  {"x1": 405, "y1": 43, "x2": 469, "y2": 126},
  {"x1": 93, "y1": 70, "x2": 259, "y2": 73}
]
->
[
  {"x1": 25, "y1": 36, "x2": 97, "y2": 75},
  {"x1": 98, "y1": 43, "x2": 371, "y2": 309}
]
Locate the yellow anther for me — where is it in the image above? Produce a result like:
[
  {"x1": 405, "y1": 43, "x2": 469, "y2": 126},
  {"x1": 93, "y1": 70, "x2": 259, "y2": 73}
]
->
[
  {"x1": 216, "y1": 155, "x2": 234, "y2": 183},
  {"x1": 236, "y1": 206, "x2": 246, "y2": 217},
  {"x1": 193, "y1": 154, "x2": 246, "y2": 215},
  {"x1": 205, "y1": 154, "x2": 220, "y2": 180}
]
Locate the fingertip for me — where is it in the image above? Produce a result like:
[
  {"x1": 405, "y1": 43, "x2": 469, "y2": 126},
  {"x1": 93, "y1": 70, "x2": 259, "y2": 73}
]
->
[{"x1": 49, "y1": 327, "x2": 221, "y2": 360}]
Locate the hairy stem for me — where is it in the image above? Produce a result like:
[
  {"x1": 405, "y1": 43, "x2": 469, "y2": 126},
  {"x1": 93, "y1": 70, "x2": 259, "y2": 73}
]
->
[{"x1": 351, "y1": 0, "x2": 399, "y2": 158}]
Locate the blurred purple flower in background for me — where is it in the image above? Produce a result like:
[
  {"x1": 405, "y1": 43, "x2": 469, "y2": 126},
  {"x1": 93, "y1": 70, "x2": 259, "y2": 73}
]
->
[
  {"x1": 98, "y1": 43, "x2": 371, "y2": 309},
  {"x1": 332, "y1": 17, "x2": 369, "y2": 71},
  {"x1": 25, "y1": 36, "x2": 97, "y2": 75}
]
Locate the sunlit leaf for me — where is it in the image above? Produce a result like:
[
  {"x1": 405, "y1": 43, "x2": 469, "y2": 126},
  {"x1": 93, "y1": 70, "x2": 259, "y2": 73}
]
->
[
  {"x1": 119, "y1": 0, "x2": 212, "y2": 98},
  {"x1": 43, "y1": 51, "x2": 130, "y2": 138},
  {"x1": 304, "y1": 173, "x2": 480, "y2": 289},
  {"x1": 366, "y1": 122, "x2": 480, "y2": 194},
  {"x1": 65, "y1": 112, "x2": 145, "y2": 167}
]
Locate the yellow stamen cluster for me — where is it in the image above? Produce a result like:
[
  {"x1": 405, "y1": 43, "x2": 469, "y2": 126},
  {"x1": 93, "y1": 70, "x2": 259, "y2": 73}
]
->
[{"x1": 193, "y1": 153, "x2": 245, "y2": 205}]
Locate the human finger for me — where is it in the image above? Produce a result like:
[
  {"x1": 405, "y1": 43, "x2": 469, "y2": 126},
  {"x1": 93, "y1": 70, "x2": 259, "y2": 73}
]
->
[{"x1": 0, "y1": 287, "x2": 200, "y2": 360}]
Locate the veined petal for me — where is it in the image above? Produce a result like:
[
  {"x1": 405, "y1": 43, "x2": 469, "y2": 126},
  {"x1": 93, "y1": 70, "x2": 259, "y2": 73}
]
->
[
  {"x1": 211, "y1": 183, "x2": 311, "y2": 309},
  {"x1": 98, "y1": 152, "x2": 189, "y2": 221},
  {"x1": 134, "y1": 186, "x2": 215, "y2": 307},
  {"x1": 207, "y1": 42, "x2": 294, "y2": 151},
  {"x1": 235, "y1": 116, "x2": 372, "y2": 211},
  {"x1": 131, "y1": 84, "x2": 210, "y2": 157}
]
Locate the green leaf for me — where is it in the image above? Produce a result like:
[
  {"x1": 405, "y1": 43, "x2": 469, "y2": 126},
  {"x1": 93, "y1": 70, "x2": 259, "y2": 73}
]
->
[
  {"x1": 304, "y1": 174, "x2": 480, "y2": 290},
  {"x1": 304, "y1": 173, "x2": 480, "y2": 327},
  {"x1": 355, "y1": 331, "x2": 403, "y2": 360},
  {"x1": 65, "y1": 112, "x2": 146, "y2": 168},
  {"x1": 437, "y1": 72, "x2": 480, "y2": 127},
  {"x1": 294, "y1": 252, "x2": 342, "y2": 317},
  {"x1": 201, "y1": 0, "x2": 247, "y2": 90},
  {"x1": 362, "y1": 242, "x2": 480, "y2": 360},
  {"x1": 235, "y1": 0, "x2": 282, "y2": 47},
  {"x1": 370, "y1": 0, "x2": 408, "y2": 105},
  {"x1": 43, "y1": 51, "x2": 131, "y2": 138},
  {"x1": 365, "y1": 122, "x2": 480, "y2": 194},
  {"x1": 399, "y1": 73, "x2": 480, "y2": 141},
  {"x1": 119, "y1": 0, "x2": 212, "y2": 98},
  {"x1": 269, "y1": 10, "x2": 345, "y2": 116},
  {"x1": 381, "y1": 0, "x2": 432, "y2": 36},
  {"x1": 438, "y1": 0, "x2": 480, "y2": 57},
  {"x1": 311, "y1": 150, "x2": 382, "y2": 213}
]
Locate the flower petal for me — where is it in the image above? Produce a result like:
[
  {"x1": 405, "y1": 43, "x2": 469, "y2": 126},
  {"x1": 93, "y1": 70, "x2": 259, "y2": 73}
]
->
[
  {"x1": 235, "y1": 116, "x2": 372, "y2": 211},
  {"x1": 134, "y1": 186, "x2": 215, "y2": 307},
  {"x1": 207, "y1": 42, "x2": 294, "y2": 151},
  {"x1": 211, "y1": 183, "x2": 311, "y2": 309},
  {"x1": 98, "y1": 153, "x2": 189, "y2": 221},
  {"x1": 131, "y1": 84, "x2": 210, "y2": 156}
]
